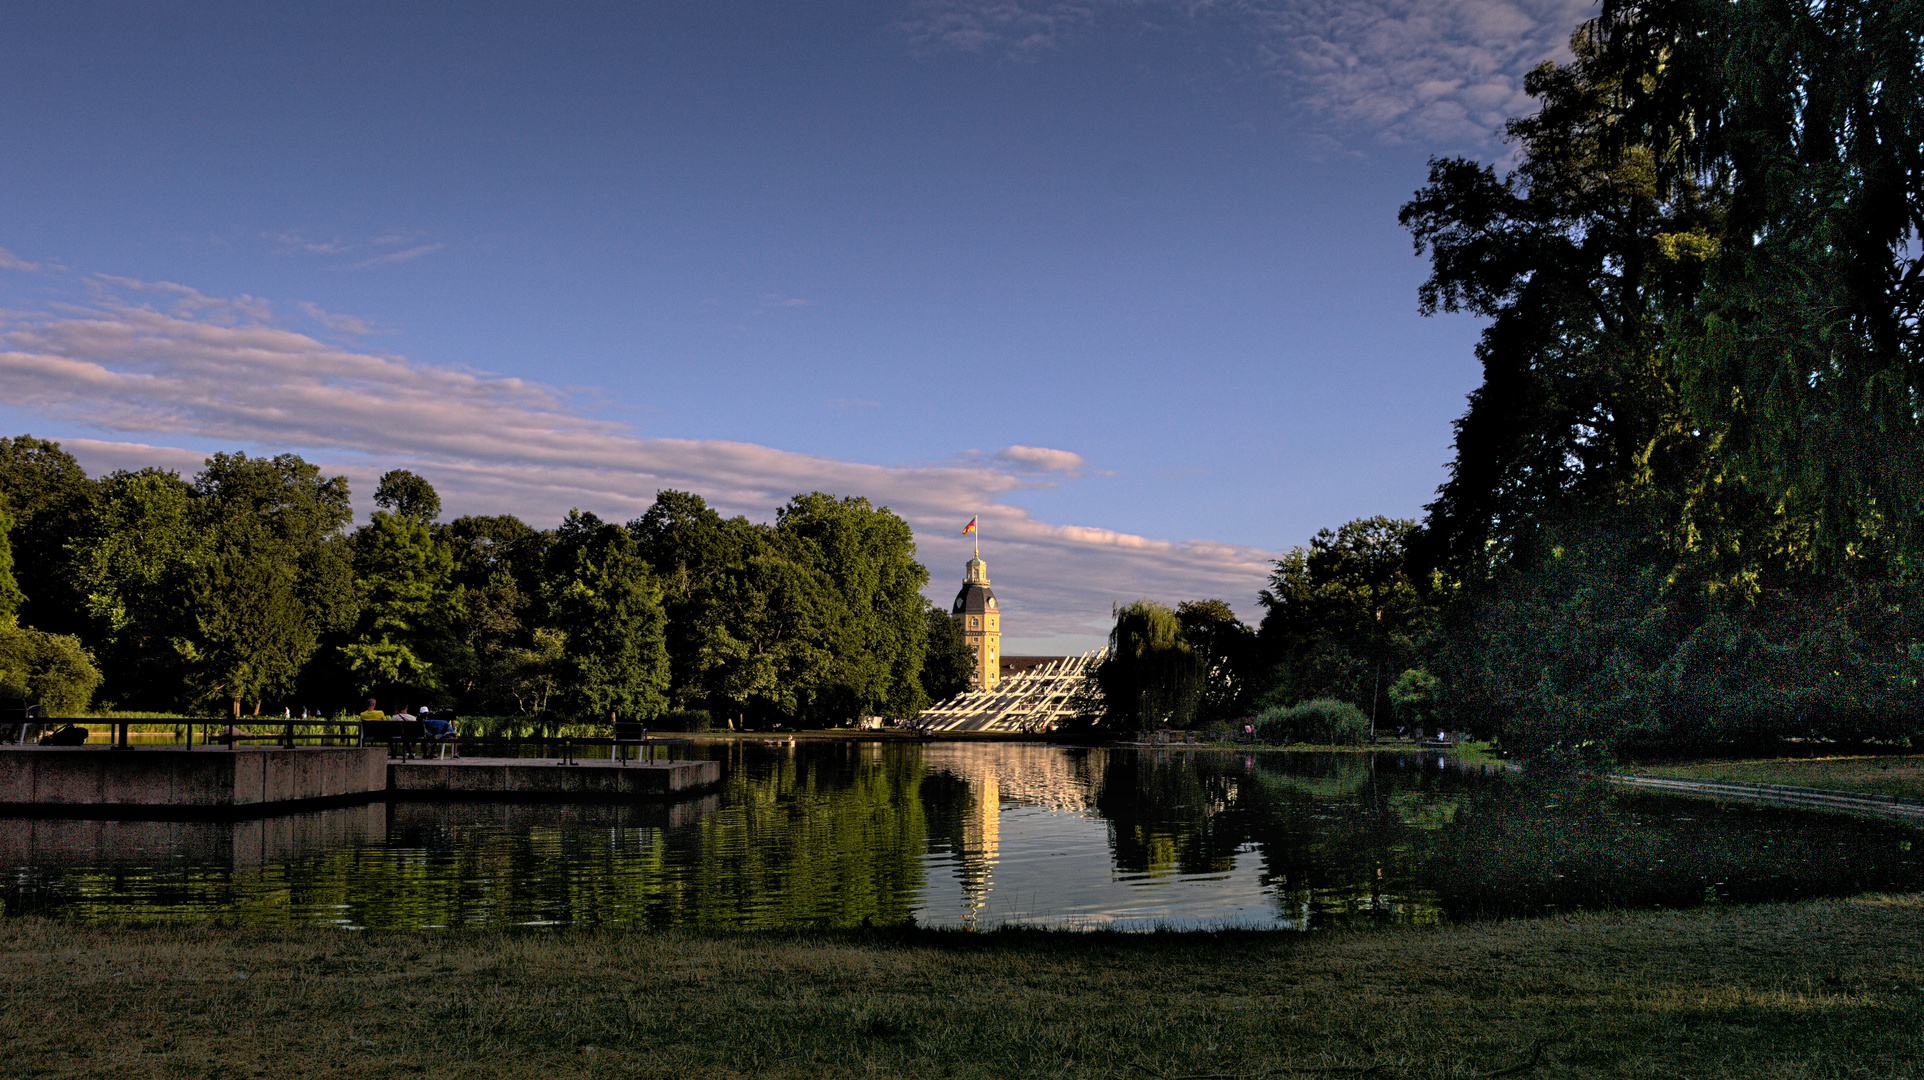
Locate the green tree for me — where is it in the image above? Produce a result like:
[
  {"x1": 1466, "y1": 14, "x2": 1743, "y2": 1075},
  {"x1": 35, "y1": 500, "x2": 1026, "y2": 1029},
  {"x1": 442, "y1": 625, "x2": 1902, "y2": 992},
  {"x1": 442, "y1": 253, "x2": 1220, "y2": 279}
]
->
[
  {"x1": 1399, "y1": 11, "x2": 1722, "y2": 582},
  {"x1": 66, "y1": 469, "x2": 203, "y2": 707},
  {"x1": 1257, "y1": 518, "x2": 1429, "y2": 726},
  {"x1": 770, "y1": 493, "x2": 930, "y2": 723},
  {"x1": 0, "y1": 623, "x2": 102, "y2": 713},
  {"x1": 1096, "y1": 600, "x2": 1201, "y2": 731},
  {"x1": 0, "y1": 436, "x2": 99, "y2": 637},
  {"x1": 545, "y1": 511, "x2": 669, "y2": 721},
  {"x1": 373, "y1": 469, "x2": 442, "y2": 524},
  {"x1": 1399, "y1": 2, "x2": 1924, "y2": 753},
  {"x1": 0, "y1": 500, "x2": 24, "y2": 624},
  {"x1": 341, "y1": 505, "x2": 465, "y2": 705},
  {"x1": 1666, "y1": 0, "x2": 1924, "y2": 568},
  {"x1": 696, "y1": 541, "x2": 832, "y2": 727},
  {"x1": 918, "y1": 606, "x2": 974, "y2": 705},
  {"x1": 501, "y1": 626, "x2": 568, "y2": 717},
  {"x1": 631, "y1": 490, "x2": 763, "y2": 710},
  {"x1": 183, "y1": 453, "x2": 356, "y2": 716},
  {"x1": 444, "y1": 514, "x2": 546, "y2": 711}
]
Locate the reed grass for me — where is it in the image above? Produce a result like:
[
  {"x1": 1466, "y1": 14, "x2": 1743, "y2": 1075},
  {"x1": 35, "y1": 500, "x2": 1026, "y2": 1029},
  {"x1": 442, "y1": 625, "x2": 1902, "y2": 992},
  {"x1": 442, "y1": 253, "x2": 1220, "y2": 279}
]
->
[{"x1": 3, "y1": 894, "x2": 1919, "y2": 1078}]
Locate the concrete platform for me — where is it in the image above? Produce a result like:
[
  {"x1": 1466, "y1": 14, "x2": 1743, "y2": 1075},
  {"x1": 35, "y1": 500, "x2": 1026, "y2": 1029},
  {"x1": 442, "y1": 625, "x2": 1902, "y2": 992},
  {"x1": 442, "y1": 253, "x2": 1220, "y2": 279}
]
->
[
  {"x1": 0, "y1": 746, "x2": 388, "y2": 812},
  {"x1": 388, "y1": 757, "x2": 721, "y2": 799},
  {"x1": 0, "y1": 802, "x2": 386, "y2": 867}
]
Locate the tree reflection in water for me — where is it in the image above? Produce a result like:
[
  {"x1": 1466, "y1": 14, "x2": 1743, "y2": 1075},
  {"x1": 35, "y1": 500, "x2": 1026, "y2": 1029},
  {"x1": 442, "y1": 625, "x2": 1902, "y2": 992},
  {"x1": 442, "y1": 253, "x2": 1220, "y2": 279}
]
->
[{"x1": 3, "y1": 742, "x2": 1919, "y2": 929}]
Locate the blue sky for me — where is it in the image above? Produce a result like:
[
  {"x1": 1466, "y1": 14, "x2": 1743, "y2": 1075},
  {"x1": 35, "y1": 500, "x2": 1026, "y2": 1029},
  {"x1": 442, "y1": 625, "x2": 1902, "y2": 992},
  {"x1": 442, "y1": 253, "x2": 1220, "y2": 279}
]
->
[{"x1": 0, "y1": 0, "x2": 1594, "y2": 649}]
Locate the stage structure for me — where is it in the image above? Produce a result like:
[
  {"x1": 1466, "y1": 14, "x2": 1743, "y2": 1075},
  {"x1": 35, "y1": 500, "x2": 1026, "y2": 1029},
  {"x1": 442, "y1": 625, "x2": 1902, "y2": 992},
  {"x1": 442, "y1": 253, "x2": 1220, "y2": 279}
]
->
[{"x1": 916, "y1": 649, "x2": 1106, "y2": 733}]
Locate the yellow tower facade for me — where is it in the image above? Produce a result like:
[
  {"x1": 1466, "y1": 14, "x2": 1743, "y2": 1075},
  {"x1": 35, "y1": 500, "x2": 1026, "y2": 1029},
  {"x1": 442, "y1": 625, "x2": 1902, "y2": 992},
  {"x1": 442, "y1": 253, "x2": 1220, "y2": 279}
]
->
[{"x1": 951, "y1": 555, "x2": 1001, "y2": 690}]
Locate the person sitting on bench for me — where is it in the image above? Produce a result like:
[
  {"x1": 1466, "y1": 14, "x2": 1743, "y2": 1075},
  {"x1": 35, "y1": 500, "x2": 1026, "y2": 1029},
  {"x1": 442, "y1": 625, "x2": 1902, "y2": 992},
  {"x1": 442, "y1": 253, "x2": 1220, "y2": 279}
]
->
[{"x1": 420, "y1": 707, "x2": 455, "y2": 739}]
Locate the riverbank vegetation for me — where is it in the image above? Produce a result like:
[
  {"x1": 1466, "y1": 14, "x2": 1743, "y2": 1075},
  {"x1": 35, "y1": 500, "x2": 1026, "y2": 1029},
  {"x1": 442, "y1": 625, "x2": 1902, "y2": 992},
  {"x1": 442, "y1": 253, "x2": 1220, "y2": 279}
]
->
[{"x1": 2, "y1": 894, "x2": 1918, "y2": 1079}]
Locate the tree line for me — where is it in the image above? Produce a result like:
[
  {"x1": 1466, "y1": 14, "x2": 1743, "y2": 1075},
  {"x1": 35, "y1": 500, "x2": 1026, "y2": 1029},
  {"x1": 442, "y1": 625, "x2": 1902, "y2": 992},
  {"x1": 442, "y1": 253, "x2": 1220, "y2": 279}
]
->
[
  {"x1": 1099, "y1": 0, "x2": 1924, "y2": 758},
  {"x1": 0, "y1": 438, "x2": 973, "y2": 725}
]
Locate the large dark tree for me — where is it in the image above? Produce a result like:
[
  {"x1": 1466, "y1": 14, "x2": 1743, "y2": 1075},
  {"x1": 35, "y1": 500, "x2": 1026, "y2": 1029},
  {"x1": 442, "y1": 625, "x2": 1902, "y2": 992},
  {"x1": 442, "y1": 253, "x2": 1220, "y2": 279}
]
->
[
  {"x1": 1403, "y1": 0, "x2": 1924, "y2": 753},
  {"x1": 0, "y1": 436, "x2": 98, "y2": 637},
  {"x1": 1400, "y1": 8, "x2": 1724, "y2": 580}
]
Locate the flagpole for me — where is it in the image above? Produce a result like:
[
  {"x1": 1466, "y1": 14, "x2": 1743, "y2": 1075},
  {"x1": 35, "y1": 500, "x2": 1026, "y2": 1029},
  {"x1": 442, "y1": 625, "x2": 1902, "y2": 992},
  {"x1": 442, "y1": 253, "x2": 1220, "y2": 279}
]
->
[{"x1": 974, "y1": 512, "x2": 979, "y2": 558}]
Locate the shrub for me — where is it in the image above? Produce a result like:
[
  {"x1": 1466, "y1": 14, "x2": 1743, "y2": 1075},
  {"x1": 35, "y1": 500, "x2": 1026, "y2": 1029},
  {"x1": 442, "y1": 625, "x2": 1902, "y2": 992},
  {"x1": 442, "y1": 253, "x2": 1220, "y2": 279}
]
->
[
  {"x1": 1254, "y1": 698, "x2": 1369, "y2": 746},
  {"x1": 654, "y1": 708, "x2": 712, "y2": 733},
  {"x1": 0, "y1": 624, "x2": 102, "y2": 715}
]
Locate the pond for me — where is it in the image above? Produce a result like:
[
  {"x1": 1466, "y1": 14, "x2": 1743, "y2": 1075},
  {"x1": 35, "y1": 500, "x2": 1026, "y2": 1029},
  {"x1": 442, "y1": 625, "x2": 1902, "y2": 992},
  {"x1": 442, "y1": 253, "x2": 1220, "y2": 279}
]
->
[{"x1": 3, "y1": 741, "x2": 1919, "y2": 930}]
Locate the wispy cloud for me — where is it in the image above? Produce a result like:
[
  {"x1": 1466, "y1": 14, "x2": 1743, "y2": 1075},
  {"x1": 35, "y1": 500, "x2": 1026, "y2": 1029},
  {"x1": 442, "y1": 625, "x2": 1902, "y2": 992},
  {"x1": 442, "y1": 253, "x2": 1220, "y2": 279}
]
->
[
  {"x1": 88, "y1": 275, "x2": 275, "y2": 324},
  {"x1": 349, "y1": 243, "x2": 445, "y2": 269},
  {"x1": 262, "y1": 230, "x2": 446, "y2": 269},
  {"x1": 897, "y1": 0, "x2": 1099, "y2": 57},
  {"x1": 996, "y1": 444, "x2": 1085, "y2": 476},
  {"x1": 0, "y1": 246, "x2": 55, "y2": 273},
  {"x1": 265, "y1": 231, "x2": 352, "y2": 255},
  {"x1": 895, "y1": 0, "x2": 1598, "y2": 148},
  {"x1": 0, "y1": 275, "x2": 1273, "y2": 646},
  {"x1": 296, "y1": 301, "x2": 384, "y2": 335}
]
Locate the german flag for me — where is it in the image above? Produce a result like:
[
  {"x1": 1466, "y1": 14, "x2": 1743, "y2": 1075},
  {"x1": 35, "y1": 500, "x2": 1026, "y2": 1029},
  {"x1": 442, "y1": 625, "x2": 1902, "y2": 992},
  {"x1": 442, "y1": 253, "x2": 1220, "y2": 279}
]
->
[{"x1": 962, "y1": 517, "x2": 977, "y2": 534}]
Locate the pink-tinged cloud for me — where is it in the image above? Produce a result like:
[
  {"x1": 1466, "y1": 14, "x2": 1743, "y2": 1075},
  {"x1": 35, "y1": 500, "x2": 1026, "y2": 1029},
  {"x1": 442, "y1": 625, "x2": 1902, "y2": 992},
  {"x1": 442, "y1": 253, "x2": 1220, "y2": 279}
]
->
[
  {"x1": 0, "y1": 279, "x2": 1276, "y2": 648},
  {"x1": 0, "y1": 246, "x2": 49, "y2": 273},
  {"x1": 996, "y1": 444, "x2": 1085, "y2": 474}
]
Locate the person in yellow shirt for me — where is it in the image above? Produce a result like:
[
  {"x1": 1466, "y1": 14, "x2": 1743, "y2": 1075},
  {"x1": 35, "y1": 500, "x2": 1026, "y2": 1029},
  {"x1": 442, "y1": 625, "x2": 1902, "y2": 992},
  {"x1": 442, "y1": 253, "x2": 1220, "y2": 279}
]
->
[{"x1": 359, "y1": 698, "x2": 385, "y2": 725}]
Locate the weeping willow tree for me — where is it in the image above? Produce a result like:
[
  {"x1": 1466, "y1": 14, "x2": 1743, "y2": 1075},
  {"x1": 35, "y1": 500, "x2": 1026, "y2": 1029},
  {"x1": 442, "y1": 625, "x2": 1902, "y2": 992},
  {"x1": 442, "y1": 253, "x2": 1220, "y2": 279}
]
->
[{"x1": 1096, "y1": 600, "x2": 1202, "y2": 731}]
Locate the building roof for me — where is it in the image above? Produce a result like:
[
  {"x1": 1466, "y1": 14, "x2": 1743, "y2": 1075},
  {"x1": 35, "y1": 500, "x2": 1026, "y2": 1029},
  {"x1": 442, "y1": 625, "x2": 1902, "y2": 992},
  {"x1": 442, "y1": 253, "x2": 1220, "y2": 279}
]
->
[{"x1": 953, "y1": 582, "x2": 996, "y2": 615}]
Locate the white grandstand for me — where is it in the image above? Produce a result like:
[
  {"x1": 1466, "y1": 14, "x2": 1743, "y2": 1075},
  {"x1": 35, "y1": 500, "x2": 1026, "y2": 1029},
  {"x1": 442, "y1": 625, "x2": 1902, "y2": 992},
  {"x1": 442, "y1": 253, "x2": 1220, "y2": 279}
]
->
[{"x1": 916, "y1": 649, "x2": 1106, "y2": 733}]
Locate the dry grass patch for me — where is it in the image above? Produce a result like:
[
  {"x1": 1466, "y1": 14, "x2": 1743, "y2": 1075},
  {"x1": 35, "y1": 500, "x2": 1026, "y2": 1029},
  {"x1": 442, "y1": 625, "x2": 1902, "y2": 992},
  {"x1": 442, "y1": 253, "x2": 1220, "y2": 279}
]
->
[{"x1": 1, "y1": 895, "x2": 1921, "y2": 1079}]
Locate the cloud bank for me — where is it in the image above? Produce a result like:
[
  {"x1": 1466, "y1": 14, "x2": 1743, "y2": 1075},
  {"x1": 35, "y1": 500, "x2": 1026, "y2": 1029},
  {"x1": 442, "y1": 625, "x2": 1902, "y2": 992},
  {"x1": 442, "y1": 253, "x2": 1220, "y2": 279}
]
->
[
  {"x1": 897, "y1": 0, "x2": 1599, "y2": 148},
  {"x1": 0, "y1": 275, "x2": 1275, "y2": 648}
]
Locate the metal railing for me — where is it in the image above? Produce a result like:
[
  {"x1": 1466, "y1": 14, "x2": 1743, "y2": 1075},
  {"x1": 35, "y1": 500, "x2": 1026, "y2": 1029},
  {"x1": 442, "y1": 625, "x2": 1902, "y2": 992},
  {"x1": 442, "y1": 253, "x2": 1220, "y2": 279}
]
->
[{"x1": 2, "y1": 710, "x2": 676, "y2": 763}]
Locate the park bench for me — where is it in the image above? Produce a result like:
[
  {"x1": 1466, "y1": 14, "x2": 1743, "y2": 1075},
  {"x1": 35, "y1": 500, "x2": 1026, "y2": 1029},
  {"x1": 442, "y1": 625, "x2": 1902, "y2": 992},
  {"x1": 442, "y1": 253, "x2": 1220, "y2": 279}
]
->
[
  {"x1": 361, "y1": 719, "x2": 456, "y2": 759},
  {"x1": 611, "y1": 721, "x2": 649, "y2": 764}
]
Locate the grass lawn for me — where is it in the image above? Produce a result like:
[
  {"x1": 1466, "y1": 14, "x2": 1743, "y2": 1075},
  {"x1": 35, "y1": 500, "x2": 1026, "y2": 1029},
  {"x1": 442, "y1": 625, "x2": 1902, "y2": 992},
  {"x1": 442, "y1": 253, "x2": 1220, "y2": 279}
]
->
[
  {"x1": 1634, "y1": 755, "x2": 1924, "y2": 801},
  {"x1": 3, "y1": 895, "x2": 1920, "y2": 1079}
]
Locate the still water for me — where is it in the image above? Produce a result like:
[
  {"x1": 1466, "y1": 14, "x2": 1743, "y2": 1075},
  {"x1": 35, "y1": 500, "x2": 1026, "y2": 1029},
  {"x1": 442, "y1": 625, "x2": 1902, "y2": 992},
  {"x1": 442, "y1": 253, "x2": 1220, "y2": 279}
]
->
[{"x1": 4, "y1": 741, "x2": 1920, "y2": 930}]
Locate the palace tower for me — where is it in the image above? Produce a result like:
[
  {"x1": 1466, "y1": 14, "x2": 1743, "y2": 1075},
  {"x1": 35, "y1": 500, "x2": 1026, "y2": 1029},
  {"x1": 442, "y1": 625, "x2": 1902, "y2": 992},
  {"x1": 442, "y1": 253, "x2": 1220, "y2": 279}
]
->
[{"x1": 951, "y1": 553, "x2": 1001, "y2": 690}]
